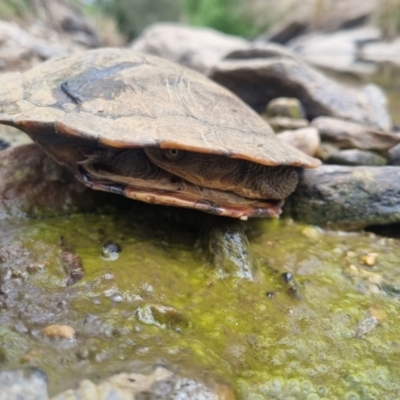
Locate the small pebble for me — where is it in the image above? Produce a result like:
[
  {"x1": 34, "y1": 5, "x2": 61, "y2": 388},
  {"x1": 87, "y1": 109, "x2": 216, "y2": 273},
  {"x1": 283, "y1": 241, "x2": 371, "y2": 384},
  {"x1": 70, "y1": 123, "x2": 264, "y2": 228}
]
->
[
  {"x1": 101, "y1": 241, "x2": 122, "y2": 261},
  {"x1": 360, "y1": 252, "x2": 378, "y2": 267},
  {"x1": 41, "y1": 324, "x2": 75, "y2": 340}
]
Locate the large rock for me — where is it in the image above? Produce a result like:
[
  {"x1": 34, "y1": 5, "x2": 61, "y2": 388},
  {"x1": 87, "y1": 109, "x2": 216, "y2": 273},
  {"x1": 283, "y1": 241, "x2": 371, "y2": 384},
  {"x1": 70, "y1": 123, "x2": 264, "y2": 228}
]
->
[
  {"x1": 0, "y1": 20, "x2": 66, "y2": 71},
  {"x1": 131, "y1": 23, "x2": 249, "y2": 75},
  {"x1": 288, "y1": 27, "x2": 381, "y2": 73},
  {"x1": 285, "y1": 165, "x2": 400, "y2": 229},
  {"x1": 211, "y1": 56, "x2": 391, "y2": 130},
  {"x1": 0, "y1": 144, "x2": 125, "y2": 219},
  {"x1": 360, "y1": 37, "x2": 400, "y2": 66},
  {"x1": 312, "y1": 117, "x2": 400, "y2": 151},
  {"x1": 258, "y1": 0, "x2": 380, "y2": 43},
  {"x1": 325, "y1": 149, "x2": 387, "y2": 166}
]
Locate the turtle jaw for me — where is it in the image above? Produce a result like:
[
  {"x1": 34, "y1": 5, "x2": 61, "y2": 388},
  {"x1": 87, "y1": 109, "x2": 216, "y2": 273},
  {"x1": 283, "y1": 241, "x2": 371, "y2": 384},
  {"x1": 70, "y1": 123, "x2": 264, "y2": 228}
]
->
[{"x1": 79, "y1": 168, "x2": 283, "y2": 219}]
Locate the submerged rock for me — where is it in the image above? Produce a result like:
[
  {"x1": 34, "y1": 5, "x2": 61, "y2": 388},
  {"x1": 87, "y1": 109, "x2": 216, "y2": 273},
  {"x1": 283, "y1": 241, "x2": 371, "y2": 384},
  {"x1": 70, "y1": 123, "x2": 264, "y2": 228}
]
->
[
  {"x1": 0, "y1": 368, "x2": 48, "y2": 400},
  {"x1": 312, "y1": 116, "x2": 400, "y2": 150},
  {"x1": 195, "y1": 219, "x2": 258, "y2": 280},
  {"x1": 285, "y1": 165, "x2": 400, "y2": 229},
  {"x1": 52, "y1": 366, "x2": 235, "y2": 400},
  {"x1": 131, "y1": 22, "x2": 248, "y2": 75},
  {"x1": 211, "y1": 56, "x2": 391, "y2": 130}
]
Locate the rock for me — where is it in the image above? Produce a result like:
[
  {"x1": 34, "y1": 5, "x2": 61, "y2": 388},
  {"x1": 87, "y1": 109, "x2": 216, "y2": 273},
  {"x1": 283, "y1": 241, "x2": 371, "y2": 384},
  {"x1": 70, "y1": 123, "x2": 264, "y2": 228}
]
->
[
  {"x1": 195, "y1": 219, "x2": 258, "y2": 280},
  {"x1": 258, "y1": 0, "x2": 379, "y2": 44},
  {"x1": 266, "y1": 117, "x2": 309, "y2": 132},
  {"x1": 41, "y1": 325, "x2": 75, "y2": 340},
  {"x1": 315, "y1": 142, "x2": 341, "y2": 161},
  {"x1": 0, "y1": 126, "x2": 33, "y2": 149},
  {"x1": 0, "y1": 368, "x2": 48, "y2": 400},
  {"x1": 388, "y1": 143, "x2": 400, "y2": 165},
  {"x1": 136, "y1": 304, "x2": 189, "y2": 331},
  {"x1": 211, "y1": 56, "x2": 391, "y2": 130},
  {"x1": 0, "y1": 20, "x2": 67, "y2": 71},
  {"x1": 288, "y1": 27, "x2": 381, "y2": 74},
  {"x1": 325, "y1": 149, "x2": 387, "y2": 166},
  {"x1": 131, "y1": 23, "x2": 249, "y2": 74},
  {"x1": 360, "y1": 37, "x2": 400, "y2": 66},
  {"x1": 265, "y1": 97, "x2": 305, "y2": 119},
  {"x1": 46, "y1": 0, "x2": 101, "y2": 48},
  {"x1": 311, "y1": 117, "x2": 400, "y2": 151},
  {"x1": 0, "y1": 144, "x2": 127, "y2": 219},
  {"x1": 277, "y1": 127, "x2": 320, "y2": 156},
  {"x1": 285, "y1": 165, "x2": 400, "y2": 229},
  {"x1": 52, "y1": 366, "x2": 236, "y2": 400}
]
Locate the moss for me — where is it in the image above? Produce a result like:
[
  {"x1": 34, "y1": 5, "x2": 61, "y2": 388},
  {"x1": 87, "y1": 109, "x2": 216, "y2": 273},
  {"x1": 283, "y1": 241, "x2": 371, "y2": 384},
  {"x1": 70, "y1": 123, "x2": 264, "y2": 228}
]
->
[{"x1": 1, "y1": 211, "x2": 400, "y2": 397}]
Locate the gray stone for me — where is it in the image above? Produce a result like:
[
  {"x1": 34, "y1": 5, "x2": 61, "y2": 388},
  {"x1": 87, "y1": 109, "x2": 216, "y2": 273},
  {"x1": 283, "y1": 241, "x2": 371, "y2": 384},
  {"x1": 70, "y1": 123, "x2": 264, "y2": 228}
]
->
[
  {"x1": 288, "y1": 27, "x2": 381, "y2": 74},
  {"x1": 277, "y1": 127, "x2": 320, "y2": 156},
  {"x1": 0, "y1": 144, "x2": 125, "y2": 219},
  {"x1": 360, "y1": 37, "x2": 400, "y2": 66},
  {"x1": 267, "y1": 117, "x2": 309, "y2": 132},
  {"x1": 388, "y1": 143, "x2": 400, "y2": 165},
  {"x1": 312, "y1": 117, "x2": 400, "y2": 151},
  {"x1": 266, "y1": 97, "x2": 305, "y2": 119},
  {"x1": 0, "y1": 368, "x2": 48, "y2": 400},
  {"x1": 52, "y1": 367, "x2": 235, "y2": 400},
  {"x1": 211, "y1": 57, "x2": 391, "y2": 130},
  {"x1": 285, "y1": 165, "x2": 400, "y2": 229},
  {"x1": 325, "y1": 149, "x2": 387, "y2": 166},
  {"x1": 131, "y1": 22, "x2": 248, "y2": 74}
]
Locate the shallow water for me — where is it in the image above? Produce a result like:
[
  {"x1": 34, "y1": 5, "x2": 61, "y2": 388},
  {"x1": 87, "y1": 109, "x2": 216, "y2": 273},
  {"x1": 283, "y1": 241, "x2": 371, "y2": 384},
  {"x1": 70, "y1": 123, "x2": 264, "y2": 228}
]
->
[{"x1": 1, "y1": 204, "x2": 400, "y2": 399}]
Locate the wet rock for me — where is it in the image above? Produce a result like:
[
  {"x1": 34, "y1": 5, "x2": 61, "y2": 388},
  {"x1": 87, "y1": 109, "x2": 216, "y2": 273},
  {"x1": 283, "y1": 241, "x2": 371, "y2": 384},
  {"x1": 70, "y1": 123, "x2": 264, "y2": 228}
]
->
[
  {"x1": 0, "y1": 144, "x2": 127, "y2": 219},
  {"x1": 266, "y1": 117, "x2": 309, "y2": 132},
  {"x1": 60, "y1": 250, "x2": 85, "y2": 285},
  {"x1": 52, "y1": 366, "x2": 236, "y2": 400},
  {"x1": 288, "y1": 27, "x2": 381, "y2": 73},
  {"x1": 131, "y1": 23, "x2": 248, "y2": 74},
  {"x1": 41, "y1": 325, "x2": 75, "y2": 340},
  {"x1": 285, "y1": 165, "x2": 400, "y2": 229},
  {"x1": 312, "y1": 116, "x2": 400, "y2": 151},
  {"x1": 265, "y1": 97, "x2": 305, "y2": 119},
  {"x1": 101, "y1": 241, "x2": 122, "y2": 261},
  {"x1": 388, "y1": 143, "x2": 400, "y2": 165},
  {"x1": 195, "y1": 219, "x2": 258, "y2": 280},
  {"x1": 360, "y1": 37, "x2": 400, "y2": 66},
  {"x1": 136, "y1": 304, "x2": 189, "y2": 332},
  {"x1": 325, "y1": 149, "x2": 387, "y2": 166},
  {"x1": 0, "y1": 368, "x2": 48, "y2": 400},
  {"x1": 277, "y1": 127, "x2": 320, "y2": 156},
  {"x1": 211, "y1": 56, "x2": 391, "y2": 130}
]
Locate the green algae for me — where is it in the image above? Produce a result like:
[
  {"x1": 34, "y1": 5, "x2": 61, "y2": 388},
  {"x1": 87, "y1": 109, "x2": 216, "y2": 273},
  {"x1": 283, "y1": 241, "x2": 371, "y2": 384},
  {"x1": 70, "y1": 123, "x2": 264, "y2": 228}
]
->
[{"x1": 1, "y1": 208, "x2": 400, "y2": 398}]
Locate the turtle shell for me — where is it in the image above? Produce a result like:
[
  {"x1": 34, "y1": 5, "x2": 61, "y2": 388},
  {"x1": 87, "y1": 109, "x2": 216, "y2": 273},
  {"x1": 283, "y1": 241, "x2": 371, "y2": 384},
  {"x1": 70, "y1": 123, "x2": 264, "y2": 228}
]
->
[{"x1": 0, "y1": 48, "x2": 319, "y2": 168}]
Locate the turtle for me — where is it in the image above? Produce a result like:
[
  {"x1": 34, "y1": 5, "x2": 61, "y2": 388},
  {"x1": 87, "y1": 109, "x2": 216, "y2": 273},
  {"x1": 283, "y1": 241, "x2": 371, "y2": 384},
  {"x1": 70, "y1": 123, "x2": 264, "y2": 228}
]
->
[{"x1": 0, "y1": 48, "x2": 320, "y2": 220}]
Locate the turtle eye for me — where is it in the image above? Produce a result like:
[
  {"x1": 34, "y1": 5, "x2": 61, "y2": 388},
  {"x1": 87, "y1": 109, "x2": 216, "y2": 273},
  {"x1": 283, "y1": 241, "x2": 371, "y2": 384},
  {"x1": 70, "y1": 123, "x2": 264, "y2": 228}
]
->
[{"x1": 163, "y1": 149, "x2": 185, "y2": 161}]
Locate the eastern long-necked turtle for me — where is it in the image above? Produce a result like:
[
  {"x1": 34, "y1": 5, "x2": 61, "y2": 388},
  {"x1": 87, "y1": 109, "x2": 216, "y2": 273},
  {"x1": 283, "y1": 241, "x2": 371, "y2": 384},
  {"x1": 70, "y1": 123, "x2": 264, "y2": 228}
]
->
[{"x1": 0, "y1": 49, "x2": 320, "y2": 219}]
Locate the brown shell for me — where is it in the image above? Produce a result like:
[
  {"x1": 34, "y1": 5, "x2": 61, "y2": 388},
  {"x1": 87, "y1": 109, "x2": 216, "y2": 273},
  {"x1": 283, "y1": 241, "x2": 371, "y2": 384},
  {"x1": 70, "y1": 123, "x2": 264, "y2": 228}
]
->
[{"x1": 0, "y1": 48, "x2": 319, "y2": 168}]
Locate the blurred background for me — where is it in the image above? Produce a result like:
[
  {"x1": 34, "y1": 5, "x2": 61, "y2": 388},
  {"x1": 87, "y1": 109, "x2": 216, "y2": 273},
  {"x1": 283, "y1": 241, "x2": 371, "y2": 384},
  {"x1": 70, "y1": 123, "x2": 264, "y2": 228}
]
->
[{"x1": 0, "y1": 0, "x2": 399, "y2": 124}]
